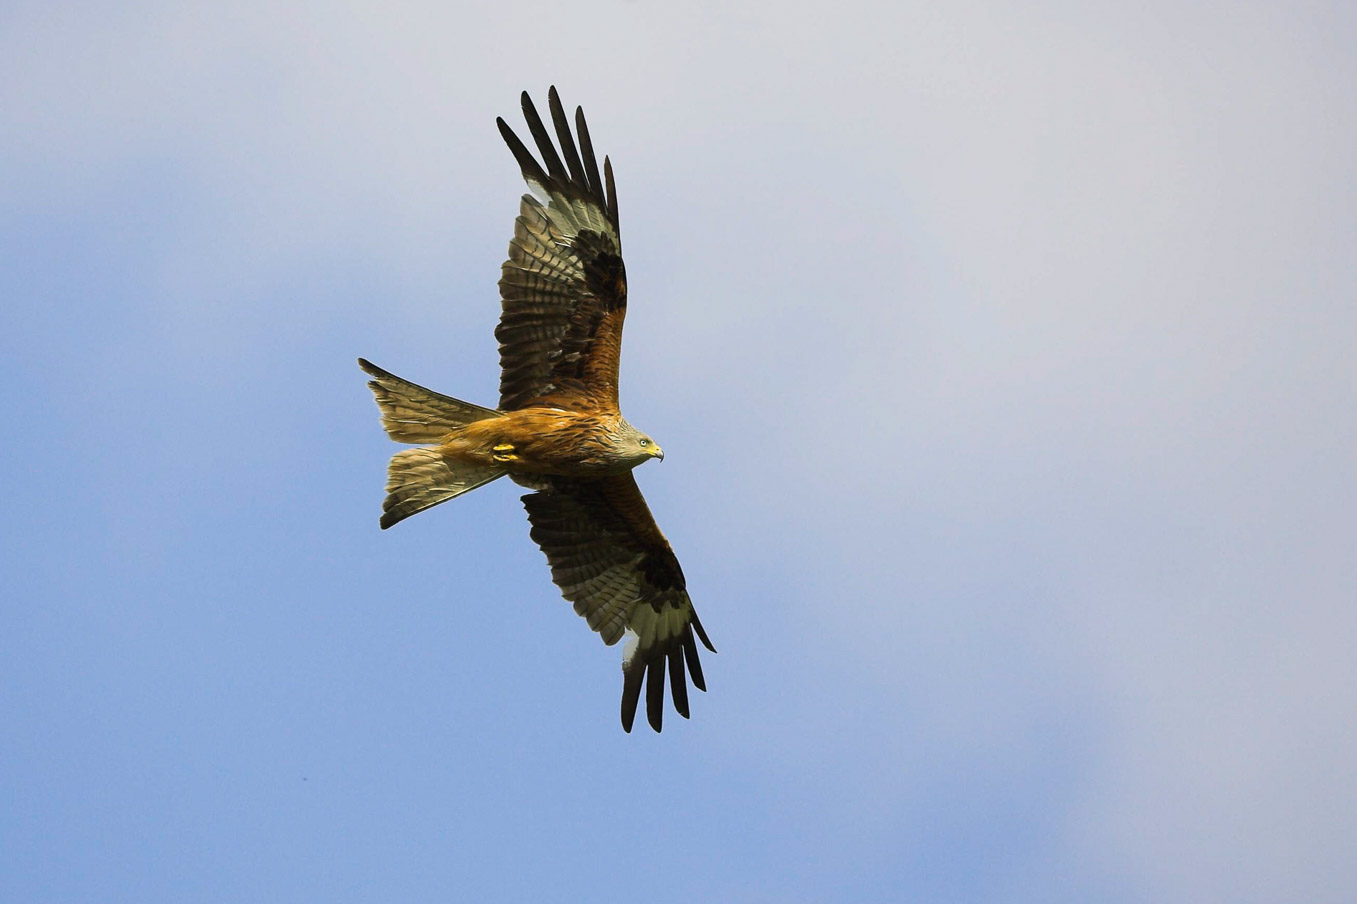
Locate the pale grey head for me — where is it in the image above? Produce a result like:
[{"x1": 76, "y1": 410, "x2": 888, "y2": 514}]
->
[{"x1": 607, "y1": 417, "x2": 664, "y2": 467}]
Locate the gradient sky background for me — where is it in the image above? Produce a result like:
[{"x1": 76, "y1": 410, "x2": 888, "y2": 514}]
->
[{"x1": 3, "y1": 2, "x2": 1354, "y2": 901}]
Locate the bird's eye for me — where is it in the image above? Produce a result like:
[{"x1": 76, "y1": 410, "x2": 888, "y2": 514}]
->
[{"x1": 639, "y1": 438, "x2": 650, "y2": 447}]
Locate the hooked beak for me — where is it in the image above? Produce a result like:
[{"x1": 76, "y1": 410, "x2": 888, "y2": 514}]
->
[{"x1": 651, "y1": 446, "x2": 664, "y2": 461}]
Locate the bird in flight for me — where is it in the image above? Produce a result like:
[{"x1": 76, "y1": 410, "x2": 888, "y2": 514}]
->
[{"x1": 359, "y1": 87, "x2": 714, "y2": 732}]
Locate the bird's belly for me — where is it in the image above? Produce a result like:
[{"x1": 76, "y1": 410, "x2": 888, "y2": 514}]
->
[{"x1": 440, "y1": 409, "x2": 629, "y2": 477}]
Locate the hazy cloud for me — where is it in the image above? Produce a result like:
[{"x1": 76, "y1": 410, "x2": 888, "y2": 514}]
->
[{"x1": 3, "y1": 2, "x2": 1353, "y2": 901}]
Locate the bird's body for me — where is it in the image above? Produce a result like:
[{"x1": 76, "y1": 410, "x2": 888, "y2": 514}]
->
[
  {"x1": 439, "y1": 406, "x2": 660, "y2": 477},
  {"x1": 359, "y1": 88, "x2": 713, "y2": 733}
]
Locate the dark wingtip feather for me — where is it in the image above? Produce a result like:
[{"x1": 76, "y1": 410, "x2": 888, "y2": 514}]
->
[
  {"x1": 683, "y1": 633, "x2": 707, "y2": 692},
  {"x1": 621, "y1": 662, "x2": 645, "y2": 733},
  {"x1": 520, "y1": 90, "x2": 568, "y2": 182},
  {"x1": 496, "y1": 116, "x2": 550, "y2": 189},
  {"x1": 575, "y1": 106, "x2": 603, "y2": 202},
  {"x1": 548, "y1": 87, "x2": 588, "y2": 188},
  {"x1": 603, "y1": 156, "x2": 618, "y2": 228},
  {"x1": 691, "y1": 611, "x2": 717, "y2": 653},
  {"x1": 646, "y1": 655, "x2": 666, "y2": 732},
  {"x1": 668, "y1": 647, "x2": 690, "y2": 719}
]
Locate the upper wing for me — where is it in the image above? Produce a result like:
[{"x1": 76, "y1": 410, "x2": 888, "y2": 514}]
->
[
  {"x1": 495, "y1": 87, "x2": 627, "y2": 413},
  {"x1": 521, "y1": 474, "x2": 716, "y2": 732}
]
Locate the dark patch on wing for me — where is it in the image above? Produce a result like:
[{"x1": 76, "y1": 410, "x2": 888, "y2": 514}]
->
[{"x1": 581, "y1": 245, "x2": 626, "y2": 312}]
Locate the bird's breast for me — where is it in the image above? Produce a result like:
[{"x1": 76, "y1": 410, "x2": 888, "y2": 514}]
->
[{"x1": 444, "y1": 407, "x2": 627, "y2": 476}]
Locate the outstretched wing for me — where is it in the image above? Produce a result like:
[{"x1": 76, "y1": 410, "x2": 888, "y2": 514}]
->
[
  {"x1": 521, "y1": 474, "x2": 716, "y2": 732},
  {"x1": 496, "y1": 87, "x2": 627, "y2": 413}
]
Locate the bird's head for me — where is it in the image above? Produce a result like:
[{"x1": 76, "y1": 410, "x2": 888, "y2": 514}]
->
[{"x1": 613, "y1": 419, "x2": 664, "y2": 467}]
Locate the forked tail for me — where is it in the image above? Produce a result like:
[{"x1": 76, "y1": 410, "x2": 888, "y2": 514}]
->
[{"x1": 359, "y1": 358, "x2": 505, "y2": 529}]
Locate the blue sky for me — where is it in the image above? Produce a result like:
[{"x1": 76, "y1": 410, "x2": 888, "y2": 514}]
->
[{"x1": 3, "y1": 2, "x2": 1354, "y2": 901}]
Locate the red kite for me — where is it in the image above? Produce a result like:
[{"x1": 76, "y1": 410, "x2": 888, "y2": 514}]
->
[{"x1": 360, "y1": 88, "x2": 714, "y2": 732}]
